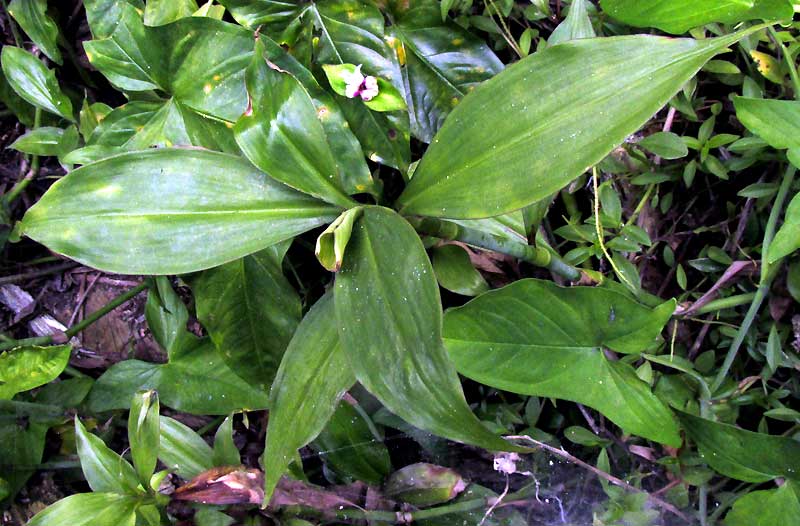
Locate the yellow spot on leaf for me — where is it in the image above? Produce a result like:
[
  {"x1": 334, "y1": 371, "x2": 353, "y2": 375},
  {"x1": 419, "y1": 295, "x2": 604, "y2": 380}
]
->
[
  {"x1": 203, "y1": 83, "x2": 213, "y2": 94},
  {"x1": 213, "y1": 74, "x2": 222, "y2": 81},
  {"x1": 452, "y1": 38, "x2": 463, "y2": 46},
  {"x1": 225, "y1": 121, "x2": 234, "y2": 129},
  {"x1": 451, "y1": 97, "x2": 460, "y2": 107},
  {"x1": 86, "y1": 51, "x2": 94, "y2": 62},
  {"x1": 356, "y1": 184, "x2": 367, "y2": 191},
  {"x1": 317, "y1": 106, "x2": 330, "y2": 120}
]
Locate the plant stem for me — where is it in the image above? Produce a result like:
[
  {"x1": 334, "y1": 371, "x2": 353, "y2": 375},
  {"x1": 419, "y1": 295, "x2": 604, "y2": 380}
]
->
[
  {"x1": 0, "y1": 282, "x2": 149, "y2": 351},
  {"x1": 710, "y1": 165, "x2": 796, "y2": 392},
  {"x1": 691, "y1": 293, "x2": 757, "y2": 315},
  {"x1": 407, "y1": 216, "x2": 582, "y2": 281}
]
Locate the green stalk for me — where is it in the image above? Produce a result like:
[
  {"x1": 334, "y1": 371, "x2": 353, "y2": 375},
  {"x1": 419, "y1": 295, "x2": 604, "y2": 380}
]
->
[
  {"x1": 692, "y1": 293, "x2": 757, "y2": 315},
  {"x1": 710, "y1": 165, "x2": 796, "y2": 392},
  {"x1": 407, "y1": 216, "x2": 582, "y2": 281},
  {"x1": 0, "y1": 282, "x2": 149, "y2": 351}
]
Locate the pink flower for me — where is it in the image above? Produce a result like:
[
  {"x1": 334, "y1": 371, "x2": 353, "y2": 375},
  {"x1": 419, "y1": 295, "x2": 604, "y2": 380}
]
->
[{"x1": 343, "y1": 65, "x2": 379, "y2": 101}]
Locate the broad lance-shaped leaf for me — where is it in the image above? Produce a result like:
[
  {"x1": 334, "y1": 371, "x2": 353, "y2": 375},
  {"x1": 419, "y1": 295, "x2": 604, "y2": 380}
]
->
[
  {"x1": 768, "y1": 192, "x2": 800, "y2": 264},
  {"x1": 234, "y1": 39, "x2": 355, "y2": 207},
  {"x1": 88, "y1": 338, "x2": 270, "y2": 414},
  {"x1": 334, "y1": 207, "x2": 523, "y2": 453},
  {"x1": 217, "y1": 0, "x2": 305, "y2": 34},
  {"x1": 548, "y1": 0, "x2": 595, "y2": 46},
  {"x1": 725, "y1": 482, "x2": 800, "y2": 526},
  {"x1": 254, "y1": 35, "x2": 376, "y2": 194},
  {"x1": 733, "y1": 97, "x2": 800, "y2": 150},
  {"x1": 398, "y1": 29, "x2": 763, "y2": 219},
  {"x1": 192, "y1": 242, "x2": 302, "y2": 392},
  {"x1": 144, "y1": 0, "x2": 198, "y2": 26},
  {"x1": 264, "y1": 292, "x2": 355, "y2": 501},
  {"x1": 16, "y1": 148, "x2": 340, "y2": 275},
  {"x1": 391, "y1": 2, "x2": 503, "y2": 143},
  {"x1": 0, "y1": 47, "x2": 73, "y2": 121},
  {"x1": 443, "y1": 279, "x2": 681, "y2": 446},
  {"x1": 600, "y1": 0, "x2": 792, "y2": 35},
  {"x1": 74, "y1": 418, "x2": 140, "y2": 494},
  {"x1": 7, "y1": 0, "x2": 62, "y2": 64},
  {"x1": 27, "y1": 493, "x2": 138, "y2": 526},
  {"x1": 677, "y1": 411, "x2": 800, "y2": 482},
  {"x1": 84, "y1": 14, "x2": 252, "y2": 121}
]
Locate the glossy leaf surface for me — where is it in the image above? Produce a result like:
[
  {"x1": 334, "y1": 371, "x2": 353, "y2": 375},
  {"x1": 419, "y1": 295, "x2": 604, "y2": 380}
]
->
[
  {"x1": 0, "y1": 345, "x2": 71, "y2": 399},
  {"x1": 768, "y1": 192, "x2": 800, "y2": 264},
  {"x1": 391, "y1": 2, "x2": 503, "y2": 143},
  {"x1": 75, "y1": 418, "x2": 140, "y2": 494},
  {"x1": 600, "y1": 0, "x2": 792, "y2": 34},
  {"x1": 217, "y1": 0, "x2": 303, "y2": 33},
  {"x1": 678, "y1": 411, "x2": 800, "y2": 482},
  {"x1": 144, "y1": 0, "x2": 198, "y2": 25},
  {"x1": 0, "y1": 47, "x2": 73, "y2": 121},
  {"x1": 84, "y1": 15, "x2": 251, "y2": 121},
  {"x1": 88, "y1": 338, "x2": 270, "y2": 414},
  {"x1": 335, "y1": 207, "x2": 520, "y2": 452},
  {"x1": 10, "y1": 127, "x2": 73, "y2": 157},
  {"x1": 264, "y1": 292, "x2": 355, "y2": 500},
  {"x1": 17, "y1": 149, "x2": 340, "y2": 275},
  {"x1": 734, "y1": 97, "x2": 800, "y2": 149},
  {"x1": 27, "y1": 493, "x2": 138, "y2": 526},
  {"x1": 159, "y1": 416, "x2": 214, "y2": 479},
  {"x1": 549, "y1": 0, "x2": 595, "y2": 45},
  {"x1": 234, "y1": 40, "x2": 354, "y2": 206},
  {"x1": 7, "y1": 0, "x2": 62, "y2": 63},
  {"x1": 87, "y1": 99, "x2": 240, "y2": 156},
  {"x1": 213, "y1": 416, "x2": 241, "y2": 466},
  {"x1": 398, "y1": 32, "x2": 753, "y2": 219},
  {"x1": 725, "y1": 482, "x2": 800, "y2": 526},
  {"x1": 83, "y1": 0, "x2": 143, "y2": 38},
  {"x1": 128, "y1": 390, "x2": 160, "y2": 485},
  {"x1": 443, "y1": 279, "x2": 680, "y2": 445},
  {"x1": 193, "y1": 243, "x2": 301, "y2": 391},
  {"x1": 431, "y1": 244, "x2": 489, "y2": 296}
]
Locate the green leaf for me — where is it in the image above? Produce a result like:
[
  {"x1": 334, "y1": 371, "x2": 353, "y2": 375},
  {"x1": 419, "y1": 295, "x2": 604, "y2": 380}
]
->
[
  {"x1": 213, "y1": 416, "x2": 240, "y2": 466},
  {"x1": 84, "y1": 15, "x2": 252, "y2": 121},
  {"x1": 725, "y1": 482, "x2": 800, "y2": 526},
  {"x1": 10, "y1": 127, "x2": 78, "y2": 158},
  {"x1": 443, "y1": 279, "x2": 681, "y2": 446},
  {"x1": 74, "y1": 418, "x2": 140, "y2": 494},
  {"x1": 549, "y1": 0, "x2": 595, "y2": 45},
  {"x1": 391, "y1": 2, "x2": 503, "y2": 142},
  {"x1": 88, "y1": 338, "x2": 270, "y2": 414},
  {"x1": 217, "y1": 0, "x2": 304, "y2": 33},
  {"x1": 734, "y1": 97, "x2": 800, "y2": 150},
  {"x1": 264, "y1": 292, "x2": 355, "y2": 501},
  {"x1": 87, "y1": 99, "x2": 240, "y2": 156},
  {"x1": 0, "y1": 345, "x2": 71, "y2": 399},
  {"x1": 767, "y1": 192, "x2": 800, "y2": 264},
  {"x1": 17, "y1": 148, "x2": 340, "y2": 275},
  {"x1": 253, "y1": 35, "x2": 377, "y2": 192},
  {"x1": 234, "y1": 40, "x2": 355, "y2": 207},
  {"x1": 7, "y1": 0, "x2": 62, "y2": 64},
  {"x1": 0, "y1": 47, "x2": 73, "y2": 121},
  {"x1": 397, "y1": 30, "x2": 758, "y2": 219},
  {"x1": 145, "y1": 277, "x2": 192, "y2": 356},
  {"x1": 677, "y1": 411, "x2": 800, "y2": 482},
  {"x1": 128, "y1": 390, "x2": 160, "y2": 485},
  {"x1": 192, "y1": 242, "x2": 301, "y2": 391},
  {"x1": 321, "y1": 64, "x2": 407, "y2": 112},
  {"x1": 27, "y1": 493, "x2": 138, "y2": 526},
  {"x1": 315, "y1": 207, "x2": 363, "y2": 272},
  {"x1": 313, "y1": 401, "x2": 391, "y2": 484},
  {"x1": 638, "y1": 131, "x2": 689, "y2": 159},
  {"x1": 144, "y1": 0, "x2": 198, "y2": 25},
  {"x1": 83, "y1": 0, "x2": 143, "y2": 38},
  {"x1": 334, "y1": 206, "x2": 521, "y2": 452},
  {"x1": 418, "y1": 484, "x2": 527, "y2": 526},
  {"x1": 0, "y1": 68, "x2": 36, "y2": 126},
  {"x1": 599, "y1": 0, "x2": 792, "y2": 34},
  {"x1": 0, "y1": 420, "x2": 48, "y2": 504},
  {"x1": 431, "y1": 244, "x2": 489, "y2": 297},
  {"x1": 159, "y1": 415, "x2": 214, "y2": 479}
]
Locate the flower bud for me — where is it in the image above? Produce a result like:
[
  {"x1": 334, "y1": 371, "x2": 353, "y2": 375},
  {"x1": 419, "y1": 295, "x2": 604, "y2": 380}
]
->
[{"x1": 385, "y1": 463, "x2": 466, "y2": 507}]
